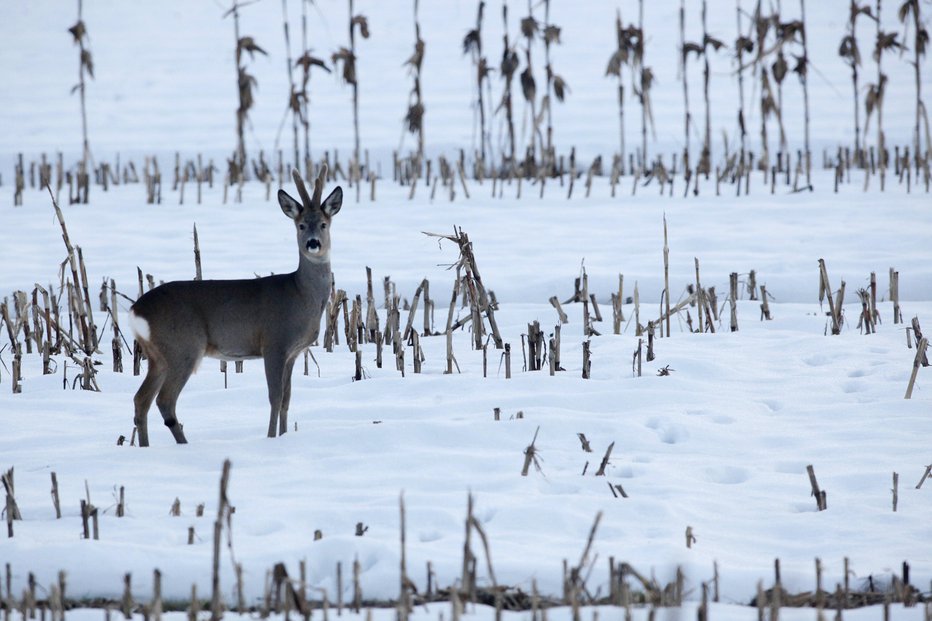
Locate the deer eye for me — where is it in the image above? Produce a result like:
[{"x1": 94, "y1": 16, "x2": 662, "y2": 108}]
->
[
  {"x1": 320, "y1": 223, "x2": 327, "y2": 230},
  {"x1": 298, "y1": 223, "x2": 306, "y2": 230}
]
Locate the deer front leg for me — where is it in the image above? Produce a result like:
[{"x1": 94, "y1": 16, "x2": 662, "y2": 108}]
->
[
  {"x1": 279, "y1": 356, "x2": 298, "y2": 436},
  {"x1": 264, "y1": 353, "x2": 287, "y2": 438}
]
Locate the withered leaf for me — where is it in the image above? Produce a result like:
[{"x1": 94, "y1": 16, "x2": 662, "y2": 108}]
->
[
  {"x1": 838, "y1": 35, "x2": 861, "y2": 66},
  {"x1": 605, "y1": 49, "x2": 624, "y2": 77},
  {"x1": 520, "y1": 16, "x2": 538, "y2": 39},
  {"x1": 543, "y1": 25, "x2": 561, "y2": 45},
  {"x1": 792, "y1": 54, "x2": 807, "y2": 78},
  {"x1": 352, "y1": 15, "x2": 370, "y2": 39},
  {"x1": 81, "y1": 50, "x2": 94, "y2": 78},
  {"x1": 463, "y1": 30, "x2": 480, "y2": 55},
  {"x1": 405, "y1": 39, "x2": 425, "y2": 70},
  {"x1": 772, "y1": 52, "x2": 788, "y2": 83},
  {"x1": 238, "y1": 36, "x2": 267, "y2": 59},
  {"x1": 552, "y1": 74, "x2": 568, "y2": 102},
  {"x1": 295, "y1": 52, "x2": 330, "y2": 74},
  {"x1": 68, "y1": 21, "x2": 86, "y2": 43},
  {"x1": 682, "y1": 42, "x2": 703, "y2": 60},
  {"x1": 501, "y1": 48, "x2": 519, "y2": 78},
  {"x1": 520, "y1": 66, "x2": 535, "y2": 102},
  {"x1": 405, "y1": 102, "x2": 424, "y2": 134},
  {"x1": 704, "y1": 35, "x2": 725, "y2": 51}
]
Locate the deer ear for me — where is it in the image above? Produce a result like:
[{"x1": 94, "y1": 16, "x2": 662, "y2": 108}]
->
[
  {"x1": 321, "y1": 186, "x2": 343, "y2": 217},
  {"x1": 278, "y1": 189, "x2": 303, "y2": 220}
]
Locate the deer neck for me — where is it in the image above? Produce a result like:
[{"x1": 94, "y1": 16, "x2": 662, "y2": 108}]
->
[{"x1": 295, "y1": 253, "x2": 331, "y2": 297}]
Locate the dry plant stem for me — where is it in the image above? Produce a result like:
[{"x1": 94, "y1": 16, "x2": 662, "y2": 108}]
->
[
  {"x1": 210, "y1": 460, "x2": 232, "y2": 621},
  {"x1": 892, "y1": 472, "x2": 899, "y2": 511},
  {"x1": 193, "y1": 224, "x2": 202, "y2": 280},
  {"x1": 729, "y1": 272, "x2": 739, "y2": 332},
  {"x1": 74, "y1": 0, "x2": 91, "y2": 192},
  {"x1": 521, "y1": 426, "x2": 541, "y2": 476},
  {"x1": 680, "y1": 0, "x2": 690, "y2": 167},
  {"x1": 350, "y1": 0, "x2": 362, "y2": 200},
  {"x1": 694, "y1": 258, "x2": 703, "y2": 333},
  {"x1": 47, "y1": 185, "x2": 93, "y2": 354},
  {"x1": 876, "y1": 0, "x2": 885, "y2": 191},
  {"x1": 460, "y1": 494, "x2": 475, "y2": 599},
  {"x1": 799, "y1": 0, "x2": 812, "y2": 188},
  {"x1": 818, "y1": 259, "x2": 841, "y2": 335},
  {"x1": 50, "y1": 472, "x2": 61, "y2": 519},
  {"x1": 638, "y1": 0, "x2": 647, "y2": 166},
  {"x1": 736, "y1": 0, "x2": 747, "y2": 161},
  {"x1": 281, "y1": 0, "x2": 299, "y2": 168},
  {"x1": 905, "y1": 0, "x2": 926, "y2": 171},
  {"x1": 398, "y1": 493, "x2": 412, "y2": 621},
  {"x1": 231, "y1": 2, "x2": 246, "y2": 178},
  {"x1": 915, "y1": 465, "x2": 932, "y2": 489},
  {"x1": 701, "y1": 0, "x2": 712, "y2": 176},
  {"x1": 890, "y1": 268, "x2": 902, "y2": 324},
  {"x1": 595, "y1": 442, "x2": 614, "y2": 476},
  {"x1": 847, "y1": 3, "x2": 862, "y2": 158},
  {"x1": 663, "y1": 215, "x2": 671, "y2": 337},
  {"x1": 905, "y1": 337, "x2": 928, "y2": 399},
  {"x1": 806, "y1": 464, "x2": 827, "y2": 510}
]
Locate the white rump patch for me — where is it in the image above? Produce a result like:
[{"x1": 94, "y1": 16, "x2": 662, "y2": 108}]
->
[{"x1": 129, "y1": 309, "x2": 151, "y2": 342}]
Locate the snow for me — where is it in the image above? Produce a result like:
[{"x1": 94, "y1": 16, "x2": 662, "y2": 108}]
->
[{"x1": 1, "y1": 0, "x2": 931, "y2": 617}]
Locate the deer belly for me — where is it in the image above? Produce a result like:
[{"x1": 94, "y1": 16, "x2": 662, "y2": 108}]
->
[{"x1": 204, "y1": 344, "x2": 262, "y2": 362}]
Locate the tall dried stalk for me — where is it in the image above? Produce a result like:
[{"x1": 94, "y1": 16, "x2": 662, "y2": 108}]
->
[
  {"x1": 866, "y1": 0, "x2": 902, "y2": 190},
  {"x1": 751, "y1": 2, "x2": 784, "y2": 170},
  {"x1": 500, "y1": 5, "x2": 518, "y2": 171},
  {"x1": 464, "y1": 1, "x2": 491, "y2": 164},
  {"x1": 735, "y1": 1, "x2": 754, "y2": 163},
  {"x1": 698, "y1": 0, "x2": 724, "y2": 176},
  {"x1": 294, "y1": 45, "x2": 330, "y2": 175},
  {"x1": 282, "y1": 0, "x2": 300, "y2": 169},
  {"x1": 332, "y1": 0, "x2": 370, "y2": 197},
  {"x1": 225, "y1": 1, "x2": 266, "y2": 183},
  {"x1": 541, "y1": 0, "x2": 568, "y2": 172},
  {"x1": 607, "y1": 10, "x2": 630, "y2": 165},
  {"x1": 499, "y1": 2, "x2": 519, "y2": 171},
  {"x1": 68, "y1": 0, "x2": 93, "y2": 201},
  {"x1": 404, "y1": 0, "x2": 426, "y2": 168},
  {"x1": 607, "y1": 12, "x2": 643, "y2": 169},
  {"x1": 634, "y1": 0, "x2": 653, "y2": 168},
  {"x1": 210, "y1": 460, "x2": 232, "y2": 621},
  {"x1": 798, "y1": 0, "x2": 812, "y2": 188},
  {"x1": 679, "y1": 1, "x2": 692, "y2": 169},
  {"x1": 520, "y1": 6, "x2": 543, "y2": 168},
  {"x1": 899, "y1": 0, "x2": 929, "y2": 171},
  {"x1": 840, "y1": 2, "x2": 871, "y2": 161}
]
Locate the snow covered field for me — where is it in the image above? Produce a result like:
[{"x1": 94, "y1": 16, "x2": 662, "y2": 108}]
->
[
  {"x1": 2, "y1": 175, "x2": 930, "y2": 611},
  {"x1": 1, "y1": 0, "x2": 931, "y2": 617}
]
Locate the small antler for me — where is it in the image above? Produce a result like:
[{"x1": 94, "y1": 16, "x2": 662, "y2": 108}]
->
[
  {"x1": 291, "y1": 169, "x2": 313, "y2": 208},
  {"x1": 312, "y1": 163, "x2": 328, "y2": 205}
]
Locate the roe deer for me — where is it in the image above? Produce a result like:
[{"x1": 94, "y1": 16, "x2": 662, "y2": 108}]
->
[{"x1": 129, "y1": 166, "x2": 342, "y2": 446}]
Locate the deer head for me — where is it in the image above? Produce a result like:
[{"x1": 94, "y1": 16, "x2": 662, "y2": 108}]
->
[{"x1": 278, "y1": 165, "x2": 343, "y2": 263}]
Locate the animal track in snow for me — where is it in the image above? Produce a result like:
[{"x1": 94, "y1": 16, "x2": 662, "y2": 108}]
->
[
  {"x1": 645, "y1": 417, "x2": 690, "y2": 445},
  {"x1": 704, "y1": 465, "x2": 749, "y2": 485}
]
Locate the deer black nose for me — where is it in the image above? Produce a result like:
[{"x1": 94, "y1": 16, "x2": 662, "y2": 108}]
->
[{"x1": 306, "y1": 239, "x2": 321, "y2": 251}]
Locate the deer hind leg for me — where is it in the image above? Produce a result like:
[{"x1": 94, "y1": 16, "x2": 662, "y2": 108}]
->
[
  {"x1": 133, "y1": 355, "x2": 166, "y2": 448},
  {"x1": 154, "y1": 350, "x2": 201, "y2": 444}
]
